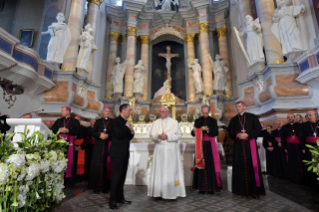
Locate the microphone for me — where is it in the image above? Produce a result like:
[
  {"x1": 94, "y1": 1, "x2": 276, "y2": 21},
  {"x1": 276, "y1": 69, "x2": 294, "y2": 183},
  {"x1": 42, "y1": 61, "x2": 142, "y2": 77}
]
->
[{"x1": 19, "y1": 109, "x2": 44, "y2": 118}]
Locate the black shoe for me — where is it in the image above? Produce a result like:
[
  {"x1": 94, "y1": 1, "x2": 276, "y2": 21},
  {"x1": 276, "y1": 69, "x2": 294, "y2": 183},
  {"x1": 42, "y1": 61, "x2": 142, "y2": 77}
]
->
[
  {"x1": 93, "y1": 190, "x2": 100, "y2": 194},
  {"x1": 154, "y1": 197, "x2": 162, "y2": 201},
  {"x1": 199, "y1": 191, "x2": 206, "y2": 195},
  {"x1": 120, "y1": 199, "x2": 132, "y2": 204},
  {"x1": 207, "y1": 191, "x2": 214, "y2": 195},
  {"x1": 109, "y1": 203, "x2": 118, "y2": 210}
]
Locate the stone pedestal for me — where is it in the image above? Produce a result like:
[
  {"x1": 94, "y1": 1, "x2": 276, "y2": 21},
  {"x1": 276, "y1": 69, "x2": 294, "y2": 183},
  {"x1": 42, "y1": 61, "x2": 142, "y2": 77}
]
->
[
  {"x1": 112, "y1": 92, "x2": 123, "y2": 99},
  {"x1": 195, "y1": 91, "x2": 204, "y2": 99},
  {"x1": 285, "y1": 51, "x2": 304, "y2": 63},
  {"x1": 249, "y1": 60, "x2": 265, "y2": 76},
  {"x1": 77, "y1": 68, "x2": 89, "y2": 78},
  {"x1": 134, "y1": 92, "x2": 144, "y2": 101}
]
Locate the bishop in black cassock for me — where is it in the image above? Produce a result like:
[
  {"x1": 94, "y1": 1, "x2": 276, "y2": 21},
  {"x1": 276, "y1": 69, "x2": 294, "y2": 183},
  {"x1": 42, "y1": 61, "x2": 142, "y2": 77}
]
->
[
  {"x1": 281, "y1": 114, "x2": 304, "y2": 184},
  {"x1": 271, "y1": 121, "x2": 289, "y2": 178},
  {"x1": 85, "y1": 118, "x2": 96, "y2": 181},
  {"x1": 51, "y1": 106, "x2": 80, "y2": 187},
  {"x1": 262, "y1": 125, "x2": 275, "y2": 175},
  {"x1": 89, "y1": 106, "x2": 113, "y2": 193},
  {"x1": 0, "y1": 114, "x2": 11, "y2": 142},
  {"x1": 227, "y1": 101, "x2": 265, "y2": 198},
  {"x1": 191, "y1": 105, "x2": 222, "y2": 194},
  {"x1": 300, "y1": 110, "x2": 319, "y2": 189}
]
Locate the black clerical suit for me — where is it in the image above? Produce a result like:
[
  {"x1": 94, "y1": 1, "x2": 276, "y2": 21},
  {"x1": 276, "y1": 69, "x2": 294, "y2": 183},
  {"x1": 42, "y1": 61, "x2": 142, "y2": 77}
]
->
[
  {"x1": 272, "y1": 129, "x2": 289, "y2": 178},
  {"x1": 0, "y1": 115, "x2": 10, "y2": 142},
  {"x1": 109, "y1": 116, "x2": 134, "y2": 205},
  {"x1": 89, "y1": 118, "x2": 113, "y2": 192},
  {"x1": 51, "y1": 116, "x2": 80, "y2": 186},
  {"x1": 191, "y1": 116, "x2": 222, "y2": 192},
  {"x1": 262, "y1": 131, "x2": 275, "y2": 175}
]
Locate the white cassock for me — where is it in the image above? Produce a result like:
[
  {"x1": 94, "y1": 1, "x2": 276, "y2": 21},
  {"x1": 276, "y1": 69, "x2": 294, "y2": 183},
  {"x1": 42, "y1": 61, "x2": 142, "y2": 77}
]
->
[
  {"x1": 256, "y1": 136, "x2": 266, "y2": 172},
  {"x1": 148, "y1": 117, "x2": 186, "y2": 199}
]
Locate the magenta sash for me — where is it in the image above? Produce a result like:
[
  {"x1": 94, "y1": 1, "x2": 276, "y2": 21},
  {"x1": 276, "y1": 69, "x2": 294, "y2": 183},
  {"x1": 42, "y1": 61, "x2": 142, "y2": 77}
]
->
[
  {"x1": 88, "y1": 138, "x2": 95, "y2": 145},
  {"x1": 203, "y1": 134, "x2": 221, "y2": 187},
  {"x1": 58, "y1": 134, "x2": 74, "y2": 178},
  {"x1": 239, "y1": 134, "x2": 260, "y2": 187},
  {"x1": 286, "y1": 136, "x2": 300, "y2": 143},
  {"x1": 306, "y1": 136, "x2": 319, "y2": 144},
  {"x1": 275, "y1": 137, "x2": 280, "y2": 142},
  {"x1": 99, "y1": 132, "x2": 112, "y2": 179}
]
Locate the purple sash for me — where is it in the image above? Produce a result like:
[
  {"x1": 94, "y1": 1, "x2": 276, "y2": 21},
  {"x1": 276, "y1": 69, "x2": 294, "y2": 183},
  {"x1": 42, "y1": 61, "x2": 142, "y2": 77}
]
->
[
  {"x1": 239, "y1": 134, "x2": 260, "y2": 187},
  {"x1": 306, "y1": 136, "x2": 319, "y2": 144},
  {"x1": 203, "y1": 134, "x2": 221, "y2": 187},
  {"x1": 275, "y1": 137, "x2": 281, "y2": 142},
  {"x1": 58, "y1": 134, "x2": 74, "y2": 178},
  {"x1": 286, "y1": 136, "x2": 300, "y2": 143},
  {"x1": 99, "y1": 132, "x2": 112, "y2": 180}
]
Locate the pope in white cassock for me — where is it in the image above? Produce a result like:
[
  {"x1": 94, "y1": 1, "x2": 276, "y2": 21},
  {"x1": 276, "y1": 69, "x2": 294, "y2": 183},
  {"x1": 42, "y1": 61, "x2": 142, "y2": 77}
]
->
[{"x1": 148, "y1": 106, "x2": 186, "y2": 200}]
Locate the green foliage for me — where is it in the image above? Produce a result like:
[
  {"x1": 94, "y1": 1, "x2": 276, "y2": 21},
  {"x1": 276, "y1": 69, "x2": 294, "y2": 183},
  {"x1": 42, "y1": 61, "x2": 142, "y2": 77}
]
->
[
  {"x1": 144, "y1": 111, "x2": 151, "y2": 123},
  {"x1": 303, "y1": 140, "x2": 319, "y2": 182}
]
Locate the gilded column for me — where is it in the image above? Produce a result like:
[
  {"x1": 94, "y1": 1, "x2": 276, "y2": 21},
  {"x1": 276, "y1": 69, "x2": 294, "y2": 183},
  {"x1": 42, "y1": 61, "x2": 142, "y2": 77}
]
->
[
  {"x1": 216, "y1": 26, "x2": 233, "y2": 97},
  {"x1": 61, "y1": 0, "x2": 86, "y2": 71},
  {"x1": 87, "y1": 0, "x2": 104, "y2": 80},
  {"x1": 185, "y1": 33, "x2": 196, "y2": 101},
  {"x1": 199, "y1": 22, "x2": 213, "y2": 96},
  {"x1": 124, "y1": 26, "x2": 138, "y2": 98},
  {"x1": 105, "y1": 31, "x2": 120, "y2": 99},
  {"x1": 256, "y1": 0, "x2": 284, "y2": 64},
  {"x1": 140, "y1": 35, "x2": 150, "y2": 101}
]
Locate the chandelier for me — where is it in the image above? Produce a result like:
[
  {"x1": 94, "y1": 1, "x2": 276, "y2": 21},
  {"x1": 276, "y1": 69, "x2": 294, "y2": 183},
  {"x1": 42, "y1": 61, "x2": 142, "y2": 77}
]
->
[{"x1": 0, "y1": 77, "x2": 24, "y2": 109}]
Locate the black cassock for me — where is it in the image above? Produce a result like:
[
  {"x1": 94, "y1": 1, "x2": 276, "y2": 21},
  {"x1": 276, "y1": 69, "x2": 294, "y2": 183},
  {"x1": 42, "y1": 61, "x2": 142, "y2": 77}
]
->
[
  {"x1": 272, "y1": 129, "x2": 289, "y2": 178},
  {"x1": 51, "y1": 117, "x2": 80, "y2": 187},
  {"x1": 227, "y1": 112, "x2": 265, "y2": 197},
  {"x1": 300, "y1": 121, "x2": 319, "y2": 189},
  {"x1": 191, "y1": 116, "x2": 222, "y2": 193},
  {"x1": 85, "y1": 126, "x2": 94, "y2": 181},
  {"x1": 281, "y1": 123, "x2": 304, "y2": 183},
  {"x1": 88, "y1": 118, "x2": 113, "y2": 192},
  {"x1": 0, "y1": 115, "x2": 11, "y2": 142},
  {"x1": 74, "y1": 125, "x2": 88, "y2": 182},
  {"x1": 262, "y1": 132, "x2": 275, "y2": 175}
]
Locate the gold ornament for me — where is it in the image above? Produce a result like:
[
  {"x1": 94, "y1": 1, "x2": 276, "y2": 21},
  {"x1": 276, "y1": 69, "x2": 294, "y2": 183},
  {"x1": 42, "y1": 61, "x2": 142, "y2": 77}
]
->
[
  {"x1": 271, "y1": 60, "x2": 285, "y2": 64},
  {"x1": 61, "y1": 68, "x2": 74, "y2": 71},
  {"x1": 216, "y1": 26, "x2": 227, "y2": 38},
  {"x1": 185, "y1": 33, "x2": 196, "y2": 44},
  {"x1": 109, "y1": 31, "x2": 121, "y2": 42},
  {"x1": 198, "y1": 22, "x2": 209, "y2": 34},
  {"x1": 89, "y1": 0, "x2": 104, "y2": 7},
  {"x1": 127, "y1": 26, "x2": 138, "y2": 37},
  {"x1": 140, "y1": 35, "x2": 150, "y2": 45}
]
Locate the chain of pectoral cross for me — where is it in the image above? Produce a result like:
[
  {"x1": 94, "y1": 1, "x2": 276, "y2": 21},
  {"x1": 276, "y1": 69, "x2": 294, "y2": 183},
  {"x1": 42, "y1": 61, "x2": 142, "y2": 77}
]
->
[
  {"x1": 238, "y1": 115, "x2": 246, "y2": 133},
  {"x1": 310, "y1": 121, "x2": 319, "y2": 137}
]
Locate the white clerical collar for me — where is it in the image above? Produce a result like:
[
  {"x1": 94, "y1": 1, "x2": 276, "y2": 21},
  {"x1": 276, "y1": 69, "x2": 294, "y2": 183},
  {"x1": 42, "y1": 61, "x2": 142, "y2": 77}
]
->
[
  {"x1": 278, "y1": 128, "x2": 280, "y2": 130},
  {"x1": 104, "y1": 117, "x2": 108, "y2": 120},
  {"x1": 240, "y1": 112, "x2": 245, "y2": 116},
  {"x1": 290, "y1": 123, "x2": 293, "y2": 125},
  {"x1": 65, "y1": 116, "x2": 70, "y2": 119}
]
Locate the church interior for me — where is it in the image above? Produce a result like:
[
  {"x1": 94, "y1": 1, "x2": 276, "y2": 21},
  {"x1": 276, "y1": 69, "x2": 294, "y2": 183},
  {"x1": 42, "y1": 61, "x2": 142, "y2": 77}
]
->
[{"x1": 0, "y1": 0, "x2": 319, "y2": 211}]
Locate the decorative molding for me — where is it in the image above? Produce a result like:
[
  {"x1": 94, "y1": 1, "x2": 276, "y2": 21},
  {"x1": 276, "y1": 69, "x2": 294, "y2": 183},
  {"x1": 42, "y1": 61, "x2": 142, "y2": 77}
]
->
[
  {"x1": 110, "y1": 31, "x2": 121, "y2": 42},
  {"x1": 140, "y1": 35, "x2": 150, "y2": 45},
  {"x1": 198, "y1": 22, "x2": 209, "y2": 34},
  {"x1": 216, "y1": 26, "x2": 227, "y2": 38},
  {"x1": 151, "y1": 25, "x2": 184, "y2": 41},
  {"x1": 185, "y1": 33, "x2": 196, "y2": 44},
  {"x1": 89, "y1": 0, "x2": 104, "y2": 7},
  {"x1": 127, "y1": 26, "x2": 138, "y2": 37}
]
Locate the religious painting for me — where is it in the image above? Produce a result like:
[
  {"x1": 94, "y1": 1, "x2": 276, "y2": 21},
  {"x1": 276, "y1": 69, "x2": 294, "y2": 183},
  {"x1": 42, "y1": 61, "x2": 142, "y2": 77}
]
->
[
  {"x1": 19, "y1": 29, "x2": 35, "y2": 47},
  {"x1": 151, "y1": 41, "x2": 186, "y2": 100}
]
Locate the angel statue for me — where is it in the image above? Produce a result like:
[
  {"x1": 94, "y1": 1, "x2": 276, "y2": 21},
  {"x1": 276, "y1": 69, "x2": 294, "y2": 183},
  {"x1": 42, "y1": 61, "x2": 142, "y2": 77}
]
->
[
  {"x1": 271, "y1": 0, "x2": 305, "y2": 55},
  {"x1": 188, "y1": 59, "x2": 203, "y2": 93},
  {"x1": 209, "y1": 54, "x2": 228, "y2": 92},
  {"x1": 42, "y1": 12, "x2": 71, "y2": 64},
  {"x1": 77, "y1": 24, "x2": 97, "y2": 70},
  {"x1": 233, "y1": 15, "x2": 264, "y2": 65},
  {"x1": 110, "y1": 57, "x2": 128, "y2": 94},
  {"x1": 133, "y1": 60, "x2": 145, "y2": 94}
]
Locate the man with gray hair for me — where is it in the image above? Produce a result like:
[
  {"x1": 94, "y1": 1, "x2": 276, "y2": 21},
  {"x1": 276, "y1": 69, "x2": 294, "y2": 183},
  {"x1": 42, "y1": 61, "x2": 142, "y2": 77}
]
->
[
  {"x1": 148, "y1": 106, "x2": 186, "y2": 200},
  {"x1": 191, "y1": 105, "x2": 222, "y2": 194}
]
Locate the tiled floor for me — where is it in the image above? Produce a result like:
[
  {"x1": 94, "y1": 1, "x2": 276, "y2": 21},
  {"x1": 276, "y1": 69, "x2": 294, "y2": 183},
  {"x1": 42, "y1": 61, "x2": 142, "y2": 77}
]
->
[{"x1": 55, "y1": 166, "x2": 319, "y2": 212}]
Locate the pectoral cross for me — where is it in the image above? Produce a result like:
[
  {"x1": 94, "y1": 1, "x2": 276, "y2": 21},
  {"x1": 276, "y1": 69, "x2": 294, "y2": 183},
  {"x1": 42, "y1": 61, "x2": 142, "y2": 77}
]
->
[
  {"x1": 241, "y1": 130, "x2": 246, "y2": 133},
  {"x1": 314, "y1": 132, "x2": 317, "y2": 137}
]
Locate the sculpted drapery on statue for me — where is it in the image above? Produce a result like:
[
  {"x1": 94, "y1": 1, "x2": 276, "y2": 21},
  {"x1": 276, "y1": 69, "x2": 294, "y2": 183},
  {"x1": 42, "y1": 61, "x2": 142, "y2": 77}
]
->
[
  {"x1": 188, "y1": 59, "x2": 203, "y2": 93},
  {"x1": 42, "y1": 12, "x2": 71, "y2": 64},
  {"x1": 77, "y1": 24, "x2": 97, "y2": 70},
  {"x1": 271, "y1": 0, "x2": 305, "y2": 55},
  {"x1": 154, "y1": 79, "x2": 170, "y2": 99},
  {"x1": 110, "y1": 57, "x2": 127, "y2": 94},
  {"x1": 209, "y1": 54, "x2": 228, "y2": 92},
  {"x1": 133, "y1": 60, "x2": 145, "y2": 94},
  {"x1": 155, "y1": 0, "x2": 179, "y2": 12},
  {"x1": 234, "y1": 15, "x2": 265, "y2": 65}
]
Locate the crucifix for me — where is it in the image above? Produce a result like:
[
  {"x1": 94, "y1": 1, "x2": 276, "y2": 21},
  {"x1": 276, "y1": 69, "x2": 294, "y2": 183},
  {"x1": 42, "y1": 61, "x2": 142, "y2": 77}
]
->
[{"x1": 158, "y1": 46, "x2": 179, "y2": 77}]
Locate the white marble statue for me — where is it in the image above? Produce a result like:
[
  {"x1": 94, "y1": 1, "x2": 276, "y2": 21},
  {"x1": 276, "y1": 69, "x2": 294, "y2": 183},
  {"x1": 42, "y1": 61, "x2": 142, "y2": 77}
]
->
[
  {"x1": 153, "y1": 78, "x2": 170, "y2": 99},
  {"x1": 77, "y1": 24, "x2": 96, "y2": 70},
  {"x1": 42, "y1": 12, "x2": 71, "y2": 64},
  {"x1": 271, "y1": 0, "x2": 305, "y2": 55},
  {"x1": 209, "y1": 54, "x2": 228, "y2": 92},
  {"x1": 110, "y1": 57, "x2": 127, "y2": 94},
  {"x1": 234, "y1": 15, "x2": 265, "y2": 64},
  {"x1": 155, "y1": 0, "x2": 177, "y2": 11},
  {"x1": 133, "y1": 60, "x2": 145, "y2": 94},
  {"x1": 188, "y1": 59, "x2": 203, "y2": 93}
]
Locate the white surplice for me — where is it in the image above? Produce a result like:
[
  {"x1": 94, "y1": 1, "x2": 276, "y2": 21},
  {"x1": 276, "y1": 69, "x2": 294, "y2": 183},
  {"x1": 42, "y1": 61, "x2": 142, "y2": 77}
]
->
[{"x1": 148, "y1": 117, "x2": 186, "y2": 199}]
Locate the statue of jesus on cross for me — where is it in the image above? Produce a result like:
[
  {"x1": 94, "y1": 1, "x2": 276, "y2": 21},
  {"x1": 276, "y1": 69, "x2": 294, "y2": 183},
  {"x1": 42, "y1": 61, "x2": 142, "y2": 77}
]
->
[{"x1": 158, "y1": 46, "x2": 179, "y2": 76}]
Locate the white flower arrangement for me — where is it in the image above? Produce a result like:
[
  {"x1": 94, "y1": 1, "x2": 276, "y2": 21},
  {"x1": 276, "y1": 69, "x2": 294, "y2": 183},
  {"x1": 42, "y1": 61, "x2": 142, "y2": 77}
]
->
[{"x1": 0, "y1": 130, "x2": 69, "y2": 211}]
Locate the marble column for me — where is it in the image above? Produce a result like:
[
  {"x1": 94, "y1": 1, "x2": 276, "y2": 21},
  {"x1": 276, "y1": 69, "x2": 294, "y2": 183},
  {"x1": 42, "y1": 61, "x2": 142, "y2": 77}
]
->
[
  {"x1": 185, "y1": 33, "x2": 196, "y2": 101},
  {"x1": 105, "y1": 31, "x2": 121, "y2": 100},
  {"x1": 216, "y1": 26, "x2": 233, "y2": 97},
  {"x1": 61, "y1": 0, "x2": 86, "y2": 72},
  {"x1": 140, "y1": 35, "x2": 150, "y2": 101},
  {"x1": 198, "y1": 22, "x2": 214, "y2": 96},
  {"x1": 256, "y1": 0, "x2": 284, "y2": 64},
  {"x1": 87, "y1": 0, "x2": 104, "y2": 80},
  {"x1": 124, "y1": 26, "x2": 138, "y2": 98},
  {"x1": 238, "y1": 0, "x2": 252, "y2": 19}
]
